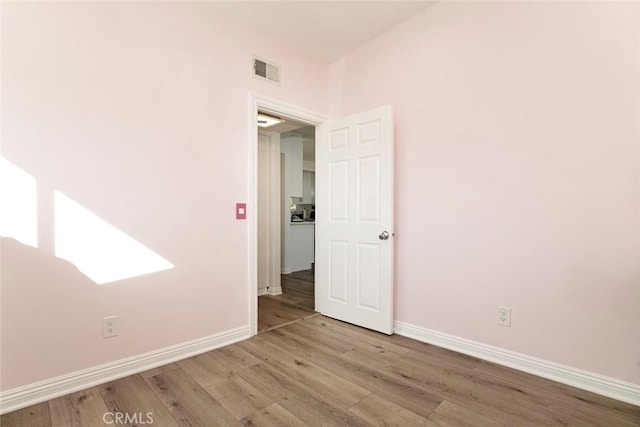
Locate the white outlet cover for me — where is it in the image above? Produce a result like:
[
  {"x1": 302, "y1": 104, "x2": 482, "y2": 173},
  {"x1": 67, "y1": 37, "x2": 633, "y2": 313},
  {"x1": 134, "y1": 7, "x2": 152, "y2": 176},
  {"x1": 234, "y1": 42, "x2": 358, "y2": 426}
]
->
[
  {"x1": 103, "y1": 316, "x2": 118, "y2": 338},
  {"x1": 497, "y1": 306, "x2": 511, "y2": 327}
]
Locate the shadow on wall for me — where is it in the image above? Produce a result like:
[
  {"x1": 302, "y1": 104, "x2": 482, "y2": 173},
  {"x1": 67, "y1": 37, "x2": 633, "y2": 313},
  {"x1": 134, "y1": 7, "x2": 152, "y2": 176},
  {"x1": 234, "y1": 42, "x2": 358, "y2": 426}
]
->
[{"x1": 0, "y1": 157, "x2": 174, "y2": 284}]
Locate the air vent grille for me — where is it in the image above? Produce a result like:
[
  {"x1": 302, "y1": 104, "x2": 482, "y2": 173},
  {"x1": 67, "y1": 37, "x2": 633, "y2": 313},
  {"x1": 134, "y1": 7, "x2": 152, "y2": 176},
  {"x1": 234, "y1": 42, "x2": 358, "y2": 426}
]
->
[{"x1": 253, "y1": 58, "x2": 280, "y2": 84}]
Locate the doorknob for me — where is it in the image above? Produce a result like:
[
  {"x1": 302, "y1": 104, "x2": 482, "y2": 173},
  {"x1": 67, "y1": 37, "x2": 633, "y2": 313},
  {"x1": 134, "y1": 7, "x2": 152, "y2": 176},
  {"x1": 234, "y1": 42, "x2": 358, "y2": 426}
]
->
[{"x1": 378, "y1": 231, "x2": 390, "y2": 240}]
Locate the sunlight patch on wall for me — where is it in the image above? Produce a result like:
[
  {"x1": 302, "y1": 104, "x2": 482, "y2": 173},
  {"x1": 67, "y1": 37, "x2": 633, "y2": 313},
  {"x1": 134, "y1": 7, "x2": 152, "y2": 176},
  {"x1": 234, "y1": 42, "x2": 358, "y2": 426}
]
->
[
  {"x1": 54, "y1": 191, "x2": 174, "y2": 284},
  {"x1": 0, "y1": 158, "x2": 38, "y2": 248}
]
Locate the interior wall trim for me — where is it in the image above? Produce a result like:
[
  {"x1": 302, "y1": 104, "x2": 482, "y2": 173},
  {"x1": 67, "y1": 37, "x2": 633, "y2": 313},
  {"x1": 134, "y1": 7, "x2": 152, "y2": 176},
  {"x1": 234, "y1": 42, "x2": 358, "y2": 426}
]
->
[
  {"x1": 394, "y1": 320, "x2": 640, "y2": 406},
  {"x1": 267, "y1": 286, "x2": 283, "y2": 296},
  {"x1": 0, "y1": 325, "x2": 251, "y2": 415}
]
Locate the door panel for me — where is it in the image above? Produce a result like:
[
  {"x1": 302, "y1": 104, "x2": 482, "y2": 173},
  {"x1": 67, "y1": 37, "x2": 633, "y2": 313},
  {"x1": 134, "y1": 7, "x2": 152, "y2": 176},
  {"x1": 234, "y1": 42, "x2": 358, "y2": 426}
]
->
[
  {"x1": 330, "y1": 127, "x2": 349, "y2": 150},
  {"x1": 316, "y1": 105, "x2": 394, "y2": 334},
  {"x1": 329, "y1": 161, "x2": 349, "y2": 221},
  {"x1": 357, "y1": 156, "x2": 380, "y2": 222},
  {"x1": 329, "y1": 240, "x2": 348, "y2": 303},
  {"x1": 357, "y1": 243, "x2": 380, "y2": 311}
]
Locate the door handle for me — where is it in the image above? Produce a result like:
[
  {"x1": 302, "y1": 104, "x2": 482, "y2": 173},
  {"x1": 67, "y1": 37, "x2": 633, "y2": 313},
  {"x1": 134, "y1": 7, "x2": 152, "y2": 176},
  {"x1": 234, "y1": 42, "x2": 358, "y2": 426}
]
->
[{"x1": 378, "y1": 231, "x2": 390, "y2": 240}]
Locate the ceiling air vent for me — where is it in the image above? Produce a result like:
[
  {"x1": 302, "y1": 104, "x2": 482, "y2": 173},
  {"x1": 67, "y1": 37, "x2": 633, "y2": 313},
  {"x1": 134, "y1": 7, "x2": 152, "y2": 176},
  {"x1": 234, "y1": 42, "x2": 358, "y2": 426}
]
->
[{"x1": 253, "y1": 57, "x2": 280, "y2": 84}]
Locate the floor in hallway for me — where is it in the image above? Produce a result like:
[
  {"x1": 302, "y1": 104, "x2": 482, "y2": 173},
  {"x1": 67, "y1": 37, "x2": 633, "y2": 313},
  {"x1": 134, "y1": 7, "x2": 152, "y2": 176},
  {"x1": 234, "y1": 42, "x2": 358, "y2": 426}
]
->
[{"x1": 258, "y1": 269, "x2": 315, "y2": 333}]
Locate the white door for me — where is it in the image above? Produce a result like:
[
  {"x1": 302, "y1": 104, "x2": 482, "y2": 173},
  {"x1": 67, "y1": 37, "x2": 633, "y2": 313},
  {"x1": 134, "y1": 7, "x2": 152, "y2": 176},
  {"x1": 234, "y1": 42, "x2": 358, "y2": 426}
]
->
[{"x1": 315, "y1": 105, "x2": 394, "y2": 334}]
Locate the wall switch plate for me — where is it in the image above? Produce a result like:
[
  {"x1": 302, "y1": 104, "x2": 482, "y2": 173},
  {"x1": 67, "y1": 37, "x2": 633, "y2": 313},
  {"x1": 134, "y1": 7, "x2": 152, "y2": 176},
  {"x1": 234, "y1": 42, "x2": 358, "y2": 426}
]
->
[
  {"x1": 236, "y1": 203, "x2": 246, "y2": 220},
  {"x1": 497, "y1": 306, "x2": 511, "y2": 327},
  {"x1": 103, "y1": 316, "x2": 118, "y2": 338}
]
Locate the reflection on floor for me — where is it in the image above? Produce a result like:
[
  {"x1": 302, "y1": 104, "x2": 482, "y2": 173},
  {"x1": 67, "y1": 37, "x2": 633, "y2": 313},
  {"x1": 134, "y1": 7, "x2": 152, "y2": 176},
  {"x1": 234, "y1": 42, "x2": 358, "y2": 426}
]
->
[{"x1": 258, "y1": 269, "x2": 316, "y2": 333}]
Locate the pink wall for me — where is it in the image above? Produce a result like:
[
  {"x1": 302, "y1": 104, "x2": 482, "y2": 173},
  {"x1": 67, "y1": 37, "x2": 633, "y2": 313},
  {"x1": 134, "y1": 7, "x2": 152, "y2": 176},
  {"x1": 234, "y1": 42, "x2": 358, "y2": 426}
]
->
[
  {"x1": 1, "y1": 2, "x2": 327, "y2": 390},
  {"x1": 330, "y1": 2, "x2": 640, "y2": 384}
]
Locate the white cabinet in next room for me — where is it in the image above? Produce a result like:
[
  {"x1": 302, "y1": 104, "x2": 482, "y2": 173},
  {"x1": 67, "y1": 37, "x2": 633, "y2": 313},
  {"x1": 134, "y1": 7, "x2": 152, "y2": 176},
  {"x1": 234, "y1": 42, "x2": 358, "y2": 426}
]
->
[
  {"x1": 285, "y1": 223, "x2": 314, "y2": 273},
  {"x1": 302, "y1": 171, "x2": 315, "y2": 205},
  {"x1": 281, "y1": 134, "x2": 303, "y2": 198}
]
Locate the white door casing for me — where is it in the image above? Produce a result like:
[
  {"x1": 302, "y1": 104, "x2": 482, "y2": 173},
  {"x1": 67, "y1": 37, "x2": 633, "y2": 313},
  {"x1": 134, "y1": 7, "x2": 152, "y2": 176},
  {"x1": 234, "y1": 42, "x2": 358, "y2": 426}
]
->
[
  {"x1": 248, "y1": 92, "x2": 327, "y2": 336},
  {"x1": 315, "y1": 105, "x2": 394, "y2": 334}
]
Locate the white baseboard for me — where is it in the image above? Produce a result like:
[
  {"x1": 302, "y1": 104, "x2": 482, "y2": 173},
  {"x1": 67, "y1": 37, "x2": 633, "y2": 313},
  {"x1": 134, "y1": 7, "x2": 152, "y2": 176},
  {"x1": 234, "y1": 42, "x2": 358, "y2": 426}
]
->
[
  {"x1": 393, "y1": 321, "x2": 640, "y2": 406},
  {"x1": 0, "y1": 325, "x2": 251, "y2": 415},
  {"x1": 268, "y1": 286, "x2": 282, "y2": 296},
  {"x1": 258, "y1": 287, "x2": 268, "y2": 296},
  {"x1": 281, "y1": 267, "x2": 292, "y2": 275}
]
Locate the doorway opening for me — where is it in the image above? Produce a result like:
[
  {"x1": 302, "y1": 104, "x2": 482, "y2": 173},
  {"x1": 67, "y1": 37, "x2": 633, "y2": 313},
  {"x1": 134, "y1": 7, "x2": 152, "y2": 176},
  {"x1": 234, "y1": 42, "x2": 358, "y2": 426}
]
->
[
  {"x1": 250, "y1": 97, "x2": 395, "y2": 335},
  {"x1": 257, "y1": 118, "x2": 316, "y2": 332},
  {"x1": 248, "y1": 94, "x2": 327, "y2": 336}
]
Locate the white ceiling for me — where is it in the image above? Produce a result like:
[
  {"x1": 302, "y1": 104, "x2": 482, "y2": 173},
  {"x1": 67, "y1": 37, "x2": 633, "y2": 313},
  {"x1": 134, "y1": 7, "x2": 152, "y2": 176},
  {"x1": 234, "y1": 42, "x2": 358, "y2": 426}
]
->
[{"x1": 209, "y1": 1, "x2": 435, "y2": 64}]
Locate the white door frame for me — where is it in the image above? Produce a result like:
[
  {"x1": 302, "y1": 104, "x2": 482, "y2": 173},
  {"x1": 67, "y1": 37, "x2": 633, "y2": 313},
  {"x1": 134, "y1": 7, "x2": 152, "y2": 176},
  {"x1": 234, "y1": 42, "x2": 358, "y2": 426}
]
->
[{"x1": 248, "y1": 92, "x2": 327, "y2": 336}]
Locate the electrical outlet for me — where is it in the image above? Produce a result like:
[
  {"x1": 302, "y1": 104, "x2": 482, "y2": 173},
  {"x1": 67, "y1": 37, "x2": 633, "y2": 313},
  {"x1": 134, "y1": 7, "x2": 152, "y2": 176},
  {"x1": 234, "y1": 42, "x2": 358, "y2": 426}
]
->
[
  {"x1": 103, "y1": 316, "x2": 118, "y2": 338},
  {"x1": 497, "y1": 306, "x2": 511, "y2": 327}
]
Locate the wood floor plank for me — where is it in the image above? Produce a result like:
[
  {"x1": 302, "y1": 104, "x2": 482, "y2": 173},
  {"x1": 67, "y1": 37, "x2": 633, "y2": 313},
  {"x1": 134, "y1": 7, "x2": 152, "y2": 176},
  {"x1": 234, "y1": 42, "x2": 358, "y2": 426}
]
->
[
  {"x1": 386, "y1": 334, "x2": 481, "y2": 370},
  {"x1": 279, "y1": 270, "x2": 313, "y2": 284},
  {"x1": 474, "y1": 360, "x2": 640, "y2": 425},
  {"x1": 260, "y1": 317, "x2": 307, "y2": 333},
  {"x1": 235, "y1": 362, "x2": 308, "y2": 401},
  {"x1": 348, "y1": 393, "x2": 436, "y2": 426},
  {"x1": 259, "y1": 297, "x2": 314, "y2": 318},
  {"x1": 176, "y1": 355, "x2": 227, "y2": 384},
  {"x1": 284, "y1": 271, "x2": 314, "y2": 287},
  {"x1": 257, "y1": 311, "x2": 287, "y2": 332},
  {"x1": 268, "y1": 291, "x2": 313, "y2": 309},
  {"x1": 334, "y1": 341, "x2": 571, "y2": 426},
  {"x1": 277, "y1": 392, "x2": 372, "y2": 427},
  {"x1": 259, "y1": 326, "x2": 443, "y2": 418},
  {"x1": 199, "y1": 374, "x2": 273, "y2": 420},
  {"x1": 282, "y1": 279, "x2": 313, "y2": 292},
  {"x1": 238, "y1": 336, "x2": 370, "y2": 410},
  {"x1": 428, "y1": 400, "x2": 504, "y2": 427},
  {"x1": 144, "y1": 367, "x2": 240, "y2": 426},
  {"x1": 304, "y1": 317, "x2": 634, "y2": 425},
  {"x1": 210, "y1": 344, "x2": 262, "y2": 372},
  {"x1": 49, "y1": 387, "x2": 110, "y2": 427},
  {"x1": 278, "y1": 287, "x2": 313, "y2": 300},
  {"x1": 241, "y1": 403, "x2": 307, "y2": 427},
  {"x1": 177, "y1": 349, "x2": 244, "y2": 382},
  {"x1": 304, "y1": 315, "x2": 411, "y2": 359},
  {"x1": 258, "y1": 272, "x2": 315, "y2": 332},
  {"x1": 279, "y1": 320, "x2": 358, "y2": 354},
  {"x1": 99, "y1": 374, "x2": 178, "y2": 427},
  {"x1": 365, "y1": 348, "x2": 589, "y2": 426},
  {"x1": 465, "y1": 368, "x2": 628, "y2": 427},
  {"x1": 234, "y1": 362, "x2": 371, "y2": 427},
  {"x1": 278, "y1": 287, "x2": 314, "y2": 302},
  {"x1": 258, "y1": 300, "x2": 315, "y2": 332},
  {"x1": 0, "y1": 402, "x2": 52, "y2": 427}
]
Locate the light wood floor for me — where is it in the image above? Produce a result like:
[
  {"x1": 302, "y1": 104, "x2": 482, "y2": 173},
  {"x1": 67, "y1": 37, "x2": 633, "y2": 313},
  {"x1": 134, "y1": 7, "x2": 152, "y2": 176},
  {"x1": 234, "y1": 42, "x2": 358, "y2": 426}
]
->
[
  {"x1": 258, "y1": 270, "x2": 316, "y2": 333},
  {"x1": 3, "y1": 317, "x2": 639, "y2": 425}
]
